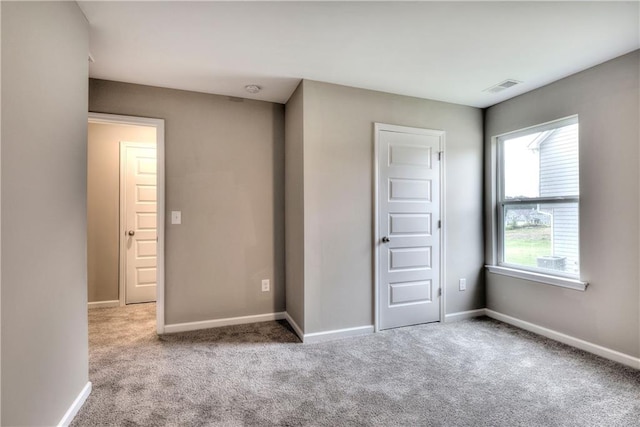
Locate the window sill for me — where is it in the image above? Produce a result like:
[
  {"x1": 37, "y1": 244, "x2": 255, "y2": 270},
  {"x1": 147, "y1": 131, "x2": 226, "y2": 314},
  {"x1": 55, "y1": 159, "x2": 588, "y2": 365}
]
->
[{"x1": 485, "y1": 265, "x2": 588, "y2": 291}]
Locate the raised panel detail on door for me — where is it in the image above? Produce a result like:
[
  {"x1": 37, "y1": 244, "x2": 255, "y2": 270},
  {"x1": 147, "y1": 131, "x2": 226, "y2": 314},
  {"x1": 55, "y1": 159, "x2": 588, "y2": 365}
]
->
[
  {"x1": 137, "y1": 158, "x2": 156, "y2": 174},
  {"x1": 389, "y1": 145, "x2": 432, "y2": 167},
  {"x1": 122, "y1": 143, "x2": 157, "y2": 304},
  {"x1": 389, "y1": 280, "x2": 432, "y2": 306},
  {"x1": 389, "y1": 247, "x2": 432, "y2": 270},
  {"x1": 137, "y1": 267, "x2": 157, "y2": 285},
  {"x1": 389, "y1": 179, "x2": 431, "y2": 201},
  {"x1": 136, "y1": 213, "x2": 157, "y2": 230},
  {"x1": 389, "y1": 214, "x2": 431, "y2": 236},
  {"x1": 377, "y1": 125, "x2": 443, "y2": 330},
  {"x1": 136, "y1": 240, "x2": 157, "y2": 258},
  {"x1": 137, "y1": 185, "x2": 157, "y2": 202}
]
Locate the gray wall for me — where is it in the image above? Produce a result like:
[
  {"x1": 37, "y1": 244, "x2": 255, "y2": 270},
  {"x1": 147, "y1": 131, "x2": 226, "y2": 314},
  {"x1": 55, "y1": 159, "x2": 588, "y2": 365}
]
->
[
  {"x1": 1, "y1": 2, "x2": 89, "y2": 425},
  {"x1": 484, "y1": 51, "x2": 640, "y2": 357},
  {"x1": 87, "y1": 122, "x2": 156, "y2": 303},
  {"x1": 89, "y1": 80, "x2": 285, "y2": 324},
  {"x1": 284, "y1": 83, "x2": 305, "y2": 329},
  {"x1": 299, "y1": 80, "x2": 484, "y2": 333}
]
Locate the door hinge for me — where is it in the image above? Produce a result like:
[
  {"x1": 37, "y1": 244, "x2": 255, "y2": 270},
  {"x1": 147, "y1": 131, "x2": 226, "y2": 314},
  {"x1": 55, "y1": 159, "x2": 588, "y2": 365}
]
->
[
  {"x1": 438, "y1": 220, "x2": 442, "y2": 229},
  {"x1": 438, "y1": 151, "x2": 443, "y2": 161},
  {"x1": 438, "y1": 288, "x2": 442, "y2": 296}
]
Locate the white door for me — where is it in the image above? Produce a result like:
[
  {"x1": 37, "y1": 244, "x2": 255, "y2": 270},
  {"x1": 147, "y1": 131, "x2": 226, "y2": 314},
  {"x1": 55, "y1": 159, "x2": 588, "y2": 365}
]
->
[
  {"x1": 376, "y1": 125, "x2": 443, "y2": 330},
  {"x1": 121, "y1": 143, "x2": 157, "y2": 304}
]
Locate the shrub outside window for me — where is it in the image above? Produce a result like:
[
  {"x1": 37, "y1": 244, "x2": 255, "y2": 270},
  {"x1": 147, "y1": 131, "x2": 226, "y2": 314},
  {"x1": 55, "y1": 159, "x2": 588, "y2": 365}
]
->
[{"x1": 498, "y1": 116, "x2": 579, "y2": 279}]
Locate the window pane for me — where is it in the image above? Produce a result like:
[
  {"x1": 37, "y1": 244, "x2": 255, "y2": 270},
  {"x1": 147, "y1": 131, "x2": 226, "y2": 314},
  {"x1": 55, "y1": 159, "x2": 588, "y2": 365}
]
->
[
  {"x1": 503, "y1": 203, "x2": 579, "y2": 276},
  {"x1": 503, "y1": 123, "x2": 579, "y2": 199}
]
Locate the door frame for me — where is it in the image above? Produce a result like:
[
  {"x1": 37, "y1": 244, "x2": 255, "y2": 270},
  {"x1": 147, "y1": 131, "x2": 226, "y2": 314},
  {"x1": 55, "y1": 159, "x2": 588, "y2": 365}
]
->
[
  {"x1": 373, "y1": 123, "x2": 446, "y2": 332},
  {"x1": 119, "y1": 141, "x2": 157, "y2": 306},
  {"x1": 88, "y1": 112, "x2": 166, "y2": 335}
]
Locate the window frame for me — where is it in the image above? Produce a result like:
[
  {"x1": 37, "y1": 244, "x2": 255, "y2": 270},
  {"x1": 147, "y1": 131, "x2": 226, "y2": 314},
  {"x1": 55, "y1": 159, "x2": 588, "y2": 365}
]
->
[{"x1": 489, "y1": 115, "x2": 588, "y2": 291}]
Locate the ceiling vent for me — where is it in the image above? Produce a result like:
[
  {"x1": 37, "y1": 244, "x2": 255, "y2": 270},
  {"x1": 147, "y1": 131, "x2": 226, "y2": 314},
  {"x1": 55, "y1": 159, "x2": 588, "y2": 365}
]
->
[{"x1": 484, "y1": 79, "x2": 521, "y2": 94}]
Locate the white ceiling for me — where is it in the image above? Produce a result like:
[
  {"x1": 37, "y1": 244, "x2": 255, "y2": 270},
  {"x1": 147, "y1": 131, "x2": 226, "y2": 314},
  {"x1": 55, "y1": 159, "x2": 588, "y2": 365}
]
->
[{"x1": 78, "y1": 1, "x2": 640, "y2": 108}]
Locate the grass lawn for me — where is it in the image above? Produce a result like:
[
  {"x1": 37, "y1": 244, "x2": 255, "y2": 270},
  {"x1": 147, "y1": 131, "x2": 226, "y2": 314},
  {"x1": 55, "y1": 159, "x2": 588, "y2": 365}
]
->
[{"x1": 504, "y1": 226, "x2": 551, "y2": 267}]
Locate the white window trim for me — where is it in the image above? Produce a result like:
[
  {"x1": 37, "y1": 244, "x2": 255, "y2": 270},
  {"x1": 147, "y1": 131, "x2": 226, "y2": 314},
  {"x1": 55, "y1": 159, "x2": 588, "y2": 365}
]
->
[
  {"x1": 486, "y1": 265, "x2": 587, "y2": 291},
  {"x1": 488, "y1": 115, "x2": 588, "y2": 291}
]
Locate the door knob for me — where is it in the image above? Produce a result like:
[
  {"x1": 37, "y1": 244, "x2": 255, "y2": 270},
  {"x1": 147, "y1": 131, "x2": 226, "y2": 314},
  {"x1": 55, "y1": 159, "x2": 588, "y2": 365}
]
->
[
  {"x1": 382, "y1": 236, "x2": 390, "y2": 243},
  {"x1": 128, "y1": 230, "x2": 135, "y2": 236}
]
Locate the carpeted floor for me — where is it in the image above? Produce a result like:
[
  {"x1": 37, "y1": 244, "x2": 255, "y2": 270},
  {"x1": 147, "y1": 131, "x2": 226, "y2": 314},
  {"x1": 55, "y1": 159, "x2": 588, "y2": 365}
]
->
[{"x1": 72, "y1": 303, "x2": 640, "y2": 426}]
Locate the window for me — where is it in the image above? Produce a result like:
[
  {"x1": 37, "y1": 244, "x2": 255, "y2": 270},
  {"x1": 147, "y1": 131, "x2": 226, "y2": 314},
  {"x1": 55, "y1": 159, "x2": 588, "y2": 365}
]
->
[{"x1": 492, "y1": 116, "x2": 585, "y2": 289}]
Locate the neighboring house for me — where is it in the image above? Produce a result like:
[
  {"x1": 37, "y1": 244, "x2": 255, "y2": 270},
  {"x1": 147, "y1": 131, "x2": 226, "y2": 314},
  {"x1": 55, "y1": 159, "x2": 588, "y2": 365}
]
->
[
  {"x1": 505, "y1": 209, "x2": 551, "y2": 227},
  {"x1": 531, "y1": 124, "x2": 580, "y2": 274}
]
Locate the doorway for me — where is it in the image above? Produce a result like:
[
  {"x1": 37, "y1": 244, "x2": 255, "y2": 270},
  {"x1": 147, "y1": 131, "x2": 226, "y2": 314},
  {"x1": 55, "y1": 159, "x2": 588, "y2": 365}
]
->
[
  {"x1": 374, "y1": 123, "x2": 445, "y2": 331},
  {"x1": 87, "y1": 113, "x2": 166, "y2": 334}
]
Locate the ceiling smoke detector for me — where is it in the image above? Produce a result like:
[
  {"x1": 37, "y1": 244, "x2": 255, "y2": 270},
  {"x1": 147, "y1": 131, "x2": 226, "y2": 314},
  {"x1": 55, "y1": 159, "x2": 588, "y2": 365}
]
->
[
  {"x1": 244, "y1": 84, "x2": 262, "y2": 94},
  {"x1": 484, "y1": 79, "x2": 522, "y2": 94}
]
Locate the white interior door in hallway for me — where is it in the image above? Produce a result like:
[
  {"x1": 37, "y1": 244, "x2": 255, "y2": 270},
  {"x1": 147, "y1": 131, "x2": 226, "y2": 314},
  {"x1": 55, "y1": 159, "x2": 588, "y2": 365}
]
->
[
  {"x1": 121, "y1": 142, "x2": 158, "y2": 304},
  {"x1": 376, "y1": 124, "x2": 444, "y2": 330}
]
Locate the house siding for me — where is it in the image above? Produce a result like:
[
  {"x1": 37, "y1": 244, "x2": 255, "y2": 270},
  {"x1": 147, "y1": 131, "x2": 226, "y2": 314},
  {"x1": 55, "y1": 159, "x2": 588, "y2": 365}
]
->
[
  {"x1": 539, "y1": 125, "x2": 579, "y2": 197},
  {"x1": 538, "y1": 123, "x2": 579, "y2": 273}
]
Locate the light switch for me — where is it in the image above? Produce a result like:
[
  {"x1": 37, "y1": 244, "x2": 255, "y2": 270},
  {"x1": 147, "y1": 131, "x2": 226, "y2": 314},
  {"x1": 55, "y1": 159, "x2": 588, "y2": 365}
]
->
[{"x1": 171, "y1": 211, "x2": 181, "y2": 225}]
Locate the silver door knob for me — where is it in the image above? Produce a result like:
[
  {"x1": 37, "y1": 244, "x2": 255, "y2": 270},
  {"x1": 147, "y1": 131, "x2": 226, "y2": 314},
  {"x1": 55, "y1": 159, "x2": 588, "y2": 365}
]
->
[
  {"x1": 128, "y1": 230, "x2": 135, "y2": 236},
  {"x1": 382, "y1": 236, "x2": 390, "y2": 243}
]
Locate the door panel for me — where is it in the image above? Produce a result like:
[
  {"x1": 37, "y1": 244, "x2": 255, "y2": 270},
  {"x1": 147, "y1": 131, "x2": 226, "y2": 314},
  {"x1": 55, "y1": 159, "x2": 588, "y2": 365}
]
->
[
  {"x1": 135, "y1": 239, "x2": 157, "y2": 257},
  {"x1": 123, "y1": 144, "x2": 157, "y2": 304},
  {"x1": 378, "y1": 127, "x2": 442, "y2": 330},
  {"x1": 389, "y1": 280, "x2": 432, "y2": 305},
  {"x1": 136, "y1": 213, "x2": 157, "y2": 229},
  {"x1": 389, "y1": 247, "x2": 432, "y2": 270},
  {"x1": 389, "y1": 214, "x2": 431, "y2": 235},
  {"x1": 389, "y1": 179, "x2": 431, "y2": 201},
  {"x1": 389, "y1": 144, "x2": 432, "y2": 166}
]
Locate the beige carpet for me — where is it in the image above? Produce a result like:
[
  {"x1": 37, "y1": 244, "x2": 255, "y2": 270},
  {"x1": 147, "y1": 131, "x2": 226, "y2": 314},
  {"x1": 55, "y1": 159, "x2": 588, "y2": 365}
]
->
[{"x1": 72, "y1": 303, "x2": 640, "y2": 426}]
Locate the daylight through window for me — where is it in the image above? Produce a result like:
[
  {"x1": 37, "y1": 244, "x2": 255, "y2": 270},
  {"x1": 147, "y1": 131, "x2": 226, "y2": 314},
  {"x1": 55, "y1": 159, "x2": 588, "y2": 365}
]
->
[{"x1": 498, "y1": 116, "x2": 579, "y2": 278}]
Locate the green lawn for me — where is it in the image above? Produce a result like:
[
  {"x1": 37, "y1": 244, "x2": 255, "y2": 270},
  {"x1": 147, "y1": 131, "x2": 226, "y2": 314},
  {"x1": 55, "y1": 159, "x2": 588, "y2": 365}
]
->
[{"x1": 504, "y1": 226, "x2": 551, "y2": 267}]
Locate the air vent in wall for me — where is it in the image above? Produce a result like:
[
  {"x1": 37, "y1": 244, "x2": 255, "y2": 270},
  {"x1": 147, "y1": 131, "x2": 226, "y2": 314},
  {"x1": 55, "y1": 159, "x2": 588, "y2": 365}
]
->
[{"x1": 484, "y1": 79, "x2": 522, "y2": 93}]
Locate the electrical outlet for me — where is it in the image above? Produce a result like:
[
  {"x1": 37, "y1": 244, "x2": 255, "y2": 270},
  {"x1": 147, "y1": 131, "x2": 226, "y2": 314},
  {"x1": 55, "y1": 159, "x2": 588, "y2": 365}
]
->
[
  {"x1": 459, "y1": 278, "x2": 467, "y2": 291},
  {"x1": 261, "y1": 279, "x2": 270, "y2": 292}
]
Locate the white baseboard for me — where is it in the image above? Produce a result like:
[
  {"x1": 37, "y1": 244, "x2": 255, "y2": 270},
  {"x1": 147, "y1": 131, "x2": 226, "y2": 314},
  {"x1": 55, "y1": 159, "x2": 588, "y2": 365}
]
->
[
  {"x1": 164, "y1": 312, "x2": 286, "y2": 334},
  {"x1": 303, "y1": 325, "x2": 374, "y2": 344},
  {"x1": 282, "y1": 313, "x2": 375, "y2": 344},
  {"x1": 87, "y1": 300, "x2": 119, "y2": 309},
  {"x1": 445, "y1": 308, "x2": 487, "y2": 323},
  {"x1": 58, "y1": 381, "x2": 91, "y2": 427},
  {"x1": 486, "y1": 309, "x2": 640, "y2": 370},
  {"x1": 283, "y1": 312, "x2": 304, "y2": 342}
]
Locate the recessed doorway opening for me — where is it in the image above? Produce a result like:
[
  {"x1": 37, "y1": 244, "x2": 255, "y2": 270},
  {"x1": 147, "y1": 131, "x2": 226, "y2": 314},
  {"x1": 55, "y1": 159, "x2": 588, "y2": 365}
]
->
[{"x1": 87, "y1": 113, "x2": 166, "y2": 334}]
